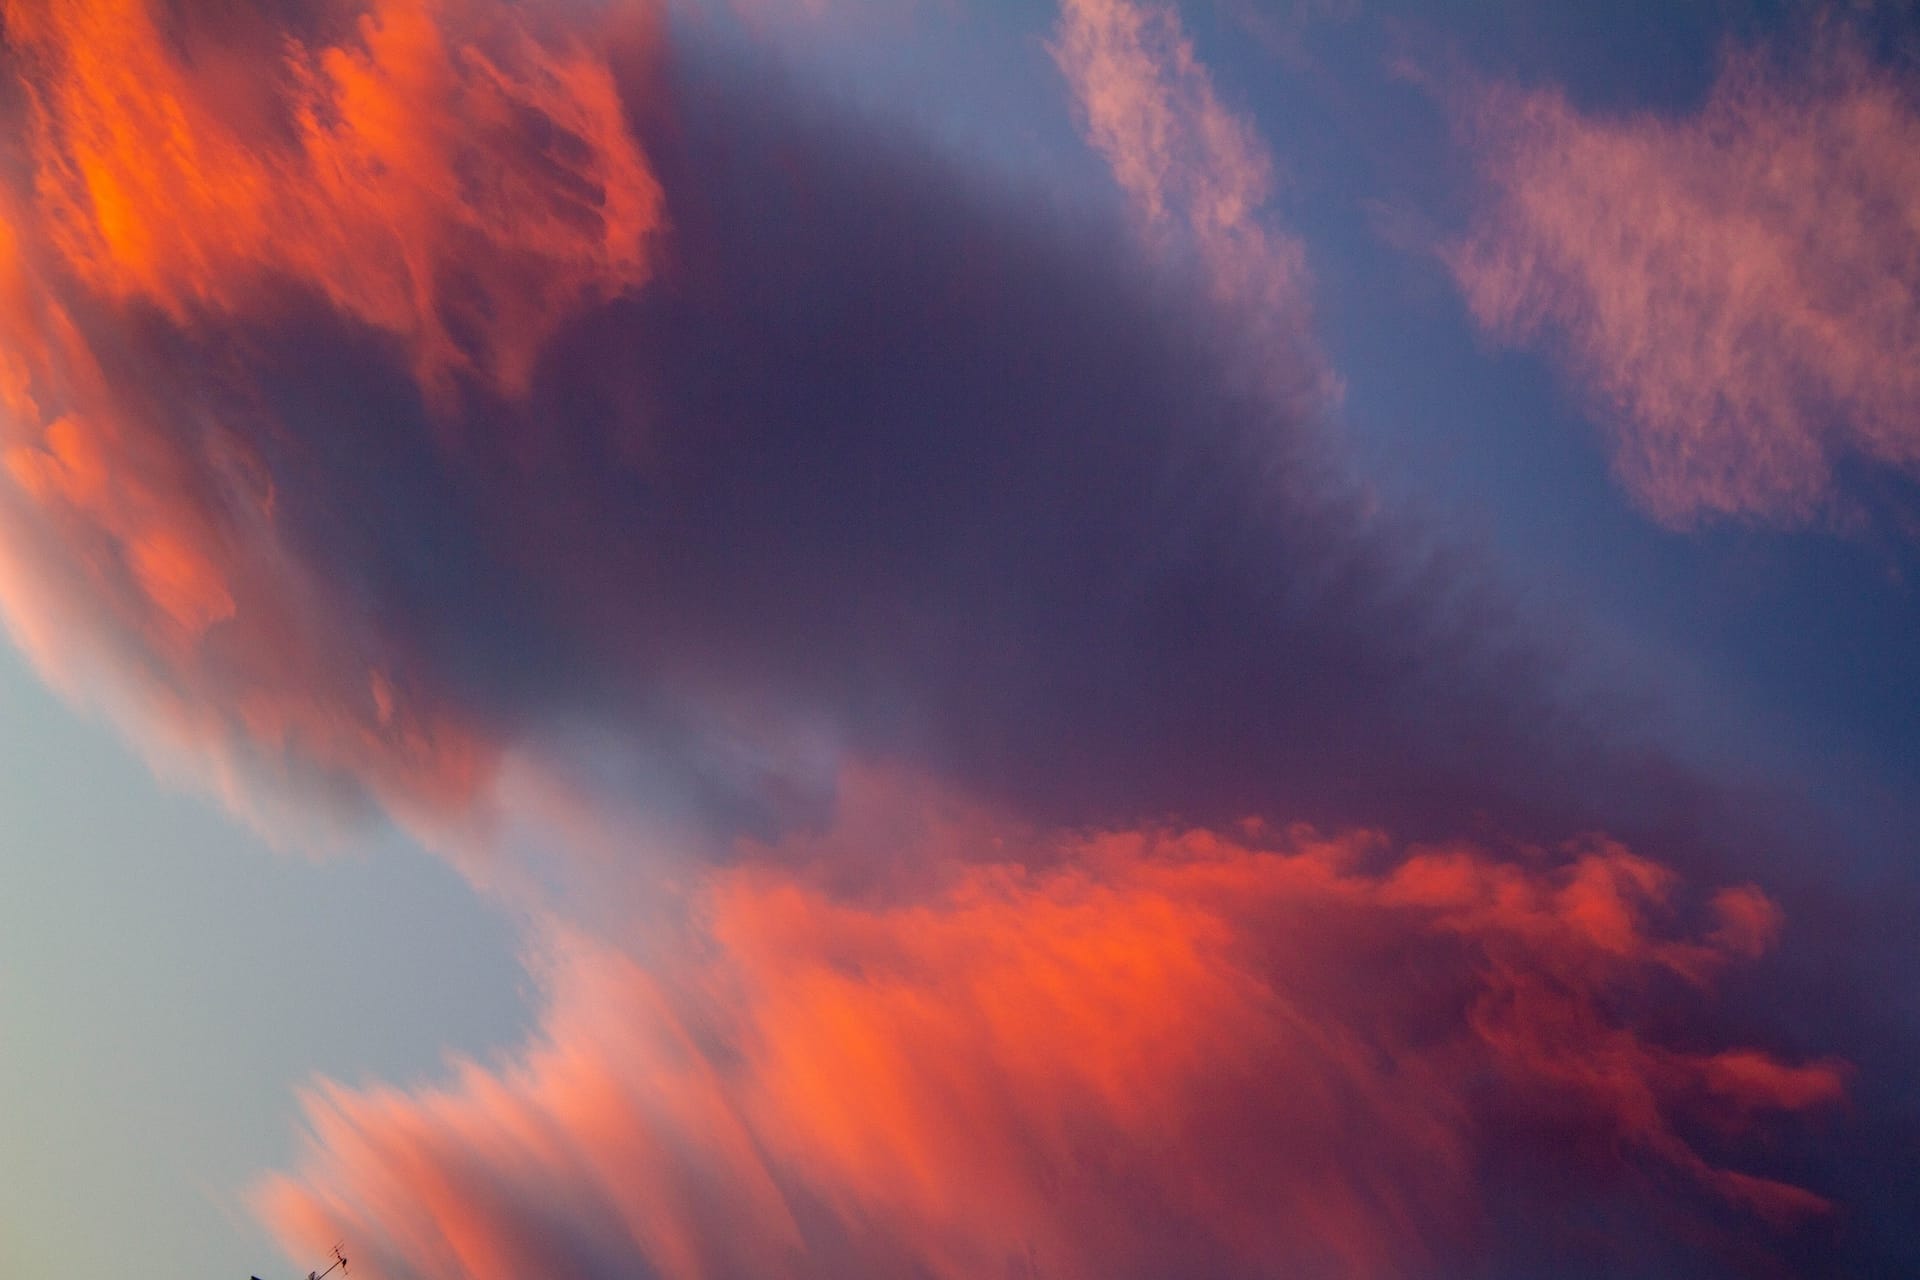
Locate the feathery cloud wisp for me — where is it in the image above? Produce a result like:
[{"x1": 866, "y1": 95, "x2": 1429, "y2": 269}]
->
[{"x1": 1450, "y1": 37, "x2": 1920, "y2": 527}]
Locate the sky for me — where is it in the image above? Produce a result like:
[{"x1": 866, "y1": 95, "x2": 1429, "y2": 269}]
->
[{"x1": 0, "y1": 1, "x2": 1916, "y2": 1277}]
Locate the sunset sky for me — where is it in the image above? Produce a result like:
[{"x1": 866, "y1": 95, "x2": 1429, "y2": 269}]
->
[{"x1": 0, "y1": 1, "x2": 1917, "y2": 1277}]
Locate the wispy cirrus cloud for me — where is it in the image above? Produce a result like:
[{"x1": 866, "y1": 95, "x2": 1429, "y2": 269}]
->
[
  {"x1": 1051, "y1": 0, "x2": 1329, "y2": 403},
  {"x1": 1449, "y1": 34, "x2": 1920, "y2": 528}
]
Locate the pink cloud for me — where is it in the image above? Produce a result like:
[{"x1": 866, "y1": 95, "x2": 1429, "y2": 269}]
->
[
  {"x1": 1051, "y1": 0, "x2": 1331, "y2": 403},
  {"x1": 1449, "y1": 37, "x2": 1920, "y2": 526},
  {"x1": 257, "y1": 779, "x2": 1843, "y2": 1279}
]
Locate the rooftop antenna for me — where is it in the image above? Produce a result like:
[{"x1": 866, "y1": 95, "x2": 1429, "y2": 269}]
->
[{"x1": 252, "y1": 1243, "x2": 347, "y2": 1280}]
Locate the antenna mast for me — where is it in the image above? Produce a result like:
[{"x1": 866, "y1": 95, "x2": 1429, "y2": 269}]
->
[{"x1": 252, "y1": 1243, "x2": 346, "y2": 1280}]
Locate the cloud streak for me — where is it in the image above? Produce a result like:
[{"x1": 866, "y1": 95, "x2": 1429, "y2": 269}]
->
[
  {"x1": 1051, "y1": 0, "x2": 1327, "y2": 403},
  {"x1": 1449, "y1": 33, "x2": 1920, "y2": 527}
]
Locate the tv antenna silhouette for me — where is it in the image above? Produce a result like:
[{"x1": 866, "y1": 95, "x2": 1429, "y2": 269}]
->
[{"x1": 253, "y1": 1243, "x2": 347, "y2": 1280}]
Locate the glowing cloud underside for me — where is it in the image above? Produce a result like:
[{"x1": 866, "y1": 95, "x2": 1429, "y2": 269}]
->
[{"x1": 260, "y1": 795, "x2": 1841, "y2": 1280}]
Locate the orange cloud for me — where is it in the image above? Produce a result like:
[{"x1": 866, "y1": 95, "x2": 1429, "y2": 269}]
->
[
  {"x1": 0, "y1": 0, "x2": 665, "y2": 838},
  {"x1": 1449, "y1": 37, "x2": 1920, "y2": 527},
  {"x1": 8, "y1": 0, "x2": 662, "y2": 398},
  {"x1": 259, "y1": 788, "x2": 1843, "y2": 1279}
]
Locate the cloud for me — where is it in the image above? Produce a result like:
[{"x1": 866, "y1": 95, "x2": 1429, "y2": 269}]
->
[
  {"x1": 8, "y1": 0, "x2": 662, "y2": 397},
  {"x1": 0, "y1": 3, "x2": 1909, "y2": 1275},
  {"x1": 1051, "y1": 0, "x2": 1329, "y2": 404},
  {"x1": 0, "y1": 0, "x2": 1714, "y2": 867},
  {"x1": 0, "y1": 0, "x2": 662, "y2": 834},
  {"x1": 1448, "y1": 34, "x2": 1920, "y2": 527},
  {"x1": 257, "y1": 781, "x2": 1845, "y2": 1280}
]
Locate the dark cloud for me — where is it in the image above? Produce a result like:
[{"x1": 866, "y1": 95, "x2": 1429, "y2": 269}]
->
[{"x1": 50, "y1": 16, "x2": 1753, "y2": 864}]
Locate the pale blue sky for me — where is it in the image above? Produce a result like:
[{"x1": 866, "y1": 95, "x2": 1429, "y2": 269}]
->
[{"x1": 0, "y1": 644, "x2": 531, "y2": 1280}]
